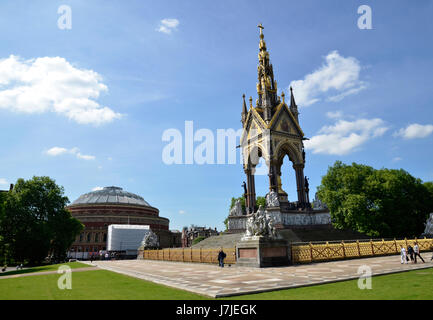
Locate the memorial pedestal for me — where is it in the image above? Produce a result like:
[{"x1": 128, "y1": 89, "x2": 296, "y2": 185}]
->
[{"x1": 236, "y1": 237, "x2": 290, "y2": 268}]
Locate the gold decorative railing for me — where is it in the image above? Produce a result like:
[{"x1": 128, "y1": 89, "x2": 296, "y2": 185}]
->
[
  {"x1": 138, "y1": 238, "x2": 433, "y2": 265},
  {"x1": 139, "y1": 247, "x2": 237, "y2": 265},
  {"x1": 291, "y1": 237, "x2": 433, "y2": 264}
]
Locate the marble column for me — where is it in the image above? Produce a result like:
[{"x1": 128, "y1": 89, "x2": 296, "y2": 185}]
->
[
  {"x1": 293, "y1": 164, "x2": 306, "y2": 206},
  {"x1": 268, "y1": 162, "x2": 278, "y2": 193},
  {"x1": 245, "y1": 166, "x2": 256, "y2": 214}
]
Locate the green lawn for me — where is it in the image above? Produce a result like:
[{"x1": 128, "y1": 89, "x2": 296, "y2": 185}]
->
[
  {"x1": 228, "y1": 267, "x2": 433, "y2": 300},
  {"x1": 1, "y1": 265, "x2": 433, "y2": 300},
  {"x1": 0, "y1": 269, "x2": 209, "y2": 300},
  {"x1": 0, "y1": 262, "x2": 90, "y2": 277}
]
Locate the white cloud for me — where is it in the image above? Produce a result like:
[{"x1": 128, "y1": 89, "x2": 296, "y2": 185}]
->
[
  {"x1": 0, "y1": 55, "x2": 122, "y2": 125},
  {"x1": 394, "y1": 123, "x2": 433, "y2": 140},
  {"x1": 46, "y1": 147, "x2": 69, "y2": 156},
  {"x1": 0, "y1": 178, "x2": 7, "y2": 186},
  {"x1": 76, "y1": 153, "x2": 96, "y2": 161},
  {"x1": 289, "y1": 51, "x2": 366, "y2": 107},
  {"x1": 92, "y1": 187, "x2": 103, "y2": 191},
  {"x1": 392, "y1": 157, "x2": 403, "y2": 162},
  {"x1": 326, "y1": 111, "x2": 343, "y2": 119},
  {"x1": 45, "y1": 147, "x2": 95, "y2": 161},
  {"x1": 157, "y1": 18, "x2": 179, "y2": 34},
  {"x1": 304, "y1": 118, "x2": 388, "y2": 155},
  {"x1": 179, "y1": 210, "x2": 186, "y2": 215}
]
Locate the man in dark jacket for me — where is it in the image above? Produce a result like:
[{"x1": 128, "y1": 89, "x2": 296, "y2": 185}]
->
[
  {"x1": 407, "y1": 245, "x2": 414, "y2": 263},
  {"x1": 218, "y1": 249, "x2": 226, "y2": 268}
]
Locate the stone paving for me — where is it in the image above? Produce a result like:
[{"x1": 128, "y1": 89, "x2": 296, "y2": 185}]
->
[{"x1": 84, "y1": 252, "x2": 433, "y2": 298}]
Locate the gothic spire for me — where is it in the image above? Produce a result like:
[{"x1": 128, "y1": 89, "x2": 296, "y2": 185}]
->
[
  {"x1": 241, "y1": 94, "x2": 248, "y2": 126},
  {"x1": 290, "y1": 86, "x2": 299, "y2": 122},
  {"x1": 256, "y1": 24, "x2": 278, "y2": 122}
]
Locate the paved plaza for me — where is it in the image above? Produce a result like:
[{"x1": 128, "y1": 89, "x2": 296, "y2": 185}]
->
[{"x1": 84, "y1": 252, "x2": 433, "y2": 298}]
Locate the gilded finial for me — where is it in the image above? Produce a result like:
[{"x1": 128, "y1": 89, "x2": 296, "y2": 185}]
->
[
  {"x1": 258, "y1": 23, "x2": 264, "y2": 39},
  {"x1": 249, "y1": 96, "x2": 253, "y2": 108},
  {"x1": 282, "y1": 91, "x2": 285, "y2": 103}
]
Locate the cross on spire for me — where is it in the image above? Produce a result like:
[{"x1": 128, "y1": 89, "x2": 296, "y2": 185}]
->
[{"x1": 257, "y1": 23, "x2": 264, "y2": 38}]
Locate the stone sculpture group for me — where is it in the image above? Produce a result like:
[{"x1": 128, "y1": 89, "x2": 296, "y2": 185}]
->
[
  {"x1": 230, "y1": 199, "x2": 244, "y2": 217},
  {"x1": 244, "y1": 205, "x2": 278, "y2": 239},
  {"x1": 140, "y1": 230, "x2": 160, "y2": 249},
  {"x1": 265, "y1": 190, "x2": 280, "y2": 208},
  {"x1": 423, "y1": 213, "x2": 433, "y2": 236}
]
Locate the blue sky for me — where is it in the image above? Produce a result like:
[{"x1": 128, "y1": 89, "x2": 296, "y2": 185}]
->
[{"x1": 1, "y1": 0, "x2": 432, "y2": 231}]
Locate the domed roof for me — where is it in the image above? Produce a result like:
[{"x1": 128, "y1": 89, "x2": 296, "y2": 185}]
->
[{"x1": 70, "y1": 186, "x2": 152, "y2": 208}]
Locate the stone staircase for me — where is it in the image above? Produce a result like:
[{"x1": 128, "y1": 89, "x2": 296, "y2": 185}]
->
[{"x1": 192, "y1": 233, "x2": 244, "y2": 249}]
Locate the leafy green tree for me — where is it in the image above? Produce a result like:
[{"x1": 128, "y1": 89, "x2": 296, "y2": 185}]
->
[
  {"x1": 424, "y1": 182, "x2": 433, "y2": 210},
  {"x1": 229, "y1": 196, "x2": 266, "y2": 211},
  {"x1": 0, "y1": 191, "x2": 8, "y2": 265},
  {"x1": 256, "y1": 196, "x2": 266, "y2": 208},
  {"x1": 230, "y1": 196, "x2": 246, "y2": 211},
  {"x1": 0, "y1": 177, "x2": 83, "y2": 265},
  {"x1": 317, "y1": 161, "x2": 433, "y2": 238}
]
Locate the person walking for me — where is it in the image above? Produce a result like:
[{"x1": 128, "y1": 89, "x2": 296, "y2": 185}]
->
[
  {"x1": 414, "y1": 243, "x2": 425, "y2": 263},
  {"x1": 400, "y1": 246, "x2": 408, "y2": 264},
  {"x1": 407, "y1": 245, "x2": 414, "y2": 263},
  {"x1": 218, "y1": 248, "x2": 226, "y2": 268}
]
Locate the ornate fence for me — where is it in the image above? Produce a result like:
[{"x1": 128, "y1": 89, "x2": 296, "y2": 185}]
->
[
  {"x1": 291, "y1": 237, "x2": 433, "y2": 264},
  {"x1": 139, "y1": 247, "x2": 237, "y2": 265},
  {"x1": 139, "y1": 238, "x2": 433, "y2": 265}
]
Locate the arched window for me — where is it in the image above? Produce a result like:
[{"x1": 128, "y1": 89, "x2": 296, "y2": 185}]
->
[
  {"x1": 95, "y1": 233, "x2": 99, "y2": 243},
  {"x1": 87, "y1": 233, "x2": 91, "y2": 243},
  {"x1": 103, "y1": 233, "x2": 107, "y2": 242}
]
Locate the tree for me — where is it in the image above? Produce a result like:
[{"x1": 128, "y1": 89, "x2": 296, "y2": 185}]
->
[
  {"x1": 317, "y1": 161, "x2": 433, "y2": 238},
  {"x1": 0, "y1": 177, "x2": 83, "y2": 265},
  {"x1": 424, "y1": 182, "x2": 433, "y2": 208},
  {"x1": 0, "y1": 191, "x2": 8, "y2": 265},
  {"x1": 256, "y1": 196, "x2": 266, "y2": 208}
]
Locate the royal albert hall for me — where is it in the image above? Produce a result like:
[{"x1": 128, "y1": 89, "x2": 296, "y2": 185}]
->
[{"x1": 67, "y1": 186, "x2": 176, "y2": 257}]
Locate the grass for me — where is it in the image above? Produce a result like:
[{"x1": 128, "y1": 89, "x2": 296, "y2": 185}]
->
[
  {"x1": 0, "y1": 269, "x2": 208, "y2": 300},
  {"x1": 1, "y1": 264, "x2": 433, "y2": 300},
  {"x1": 0, "y1": 262, "x2": 90, "y2": 277},
  {"x1": 226, "y1": 267, "x2": 433, "y2": 300}
]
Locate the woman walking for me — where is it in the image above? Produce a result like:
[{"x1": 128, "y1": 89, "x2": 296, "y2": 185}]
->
[{"x1": 400, "y1": 246, "x2": 408, "y2": 264}]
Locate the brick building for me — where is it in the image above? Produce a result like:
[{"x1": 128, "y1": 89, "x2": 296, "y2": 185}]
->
[
  {"x1": 67, "y1": 186, "x2": 180, "y2": 258},
  {"x1": 181, "y1": 226, "x2": 220, "y2": 248}
]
